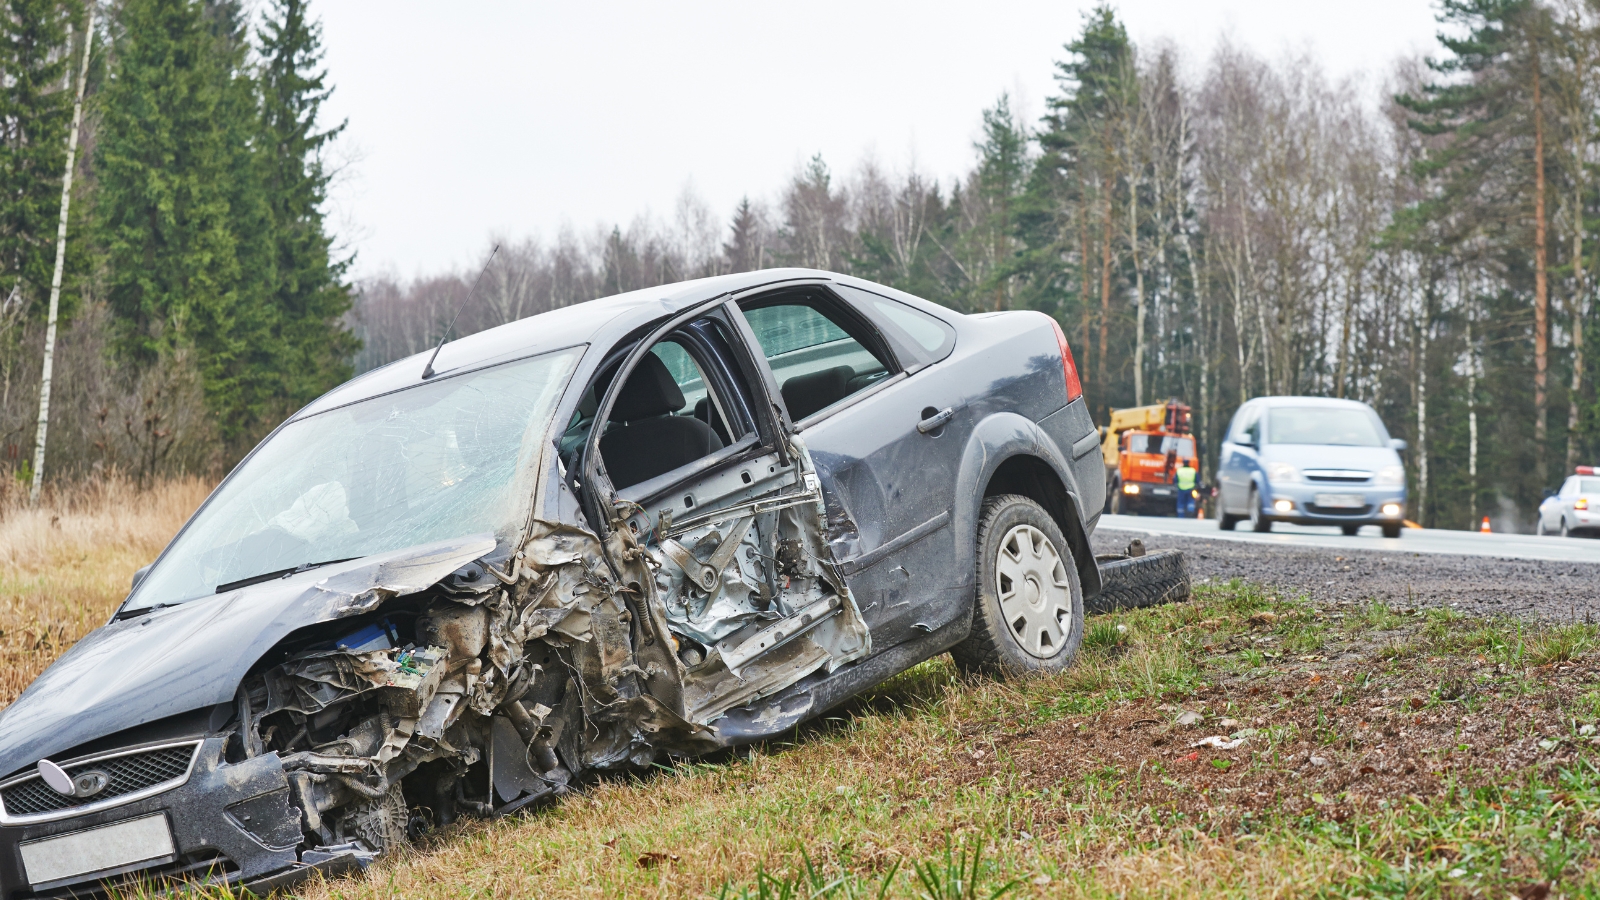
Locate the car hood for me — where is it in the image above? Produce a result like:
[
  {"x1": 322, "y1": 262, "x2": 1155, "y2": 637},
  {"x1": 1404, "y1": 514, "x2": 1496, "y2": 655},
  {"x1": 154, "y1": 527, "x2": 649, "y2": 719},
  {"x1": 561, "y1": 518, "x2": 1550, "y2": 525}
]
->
[
  {"x1": 1261, "y1": 444, "x2": 1400, "y2": 472},
  {"x1": 0, "y1": 534, "x2": 498, "y2": 779}
]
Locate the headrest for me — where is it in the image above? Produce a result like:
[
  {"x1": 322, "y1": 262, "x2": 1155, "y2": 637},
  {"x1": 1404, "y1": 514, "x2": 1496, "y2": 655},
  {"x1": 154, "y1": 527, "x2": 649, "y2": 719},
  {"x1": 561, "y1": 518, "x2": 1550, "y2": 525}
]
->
[
  {"x1": 781, "y1": 365, "x2": 854, "y2": 422},
  {"x1": 609, "y1": 353, "x2": 686, "y2": 422}
]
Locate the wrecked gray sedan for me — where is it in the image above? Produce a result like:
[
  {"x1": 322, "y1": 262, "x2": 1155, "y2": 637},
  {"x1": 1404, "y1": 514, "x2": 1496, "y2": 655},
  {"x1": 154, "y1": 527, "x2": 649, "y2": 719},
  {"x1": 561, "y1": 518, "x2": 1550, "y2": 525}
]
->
[{"x1": 0, "y1": 268, "x2": 1106, "y2": 895}]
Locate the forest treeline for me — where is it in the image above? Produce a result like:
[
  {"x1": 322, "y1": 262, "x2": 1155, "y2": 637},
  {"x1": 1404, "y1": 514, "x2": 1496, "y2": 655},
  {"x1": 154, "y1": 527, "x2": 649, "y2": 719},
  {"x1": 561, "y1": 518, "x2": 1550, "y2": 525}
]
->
[
  {"x1": 2, "y1": 0, "x2": 1594, "y2": 531},
  {"x1": 0, "y1": 0, "x2": 352, "y2": 488},
  {"x1": 360, "y1": 0, "x2": 1600, "y2": 532}
]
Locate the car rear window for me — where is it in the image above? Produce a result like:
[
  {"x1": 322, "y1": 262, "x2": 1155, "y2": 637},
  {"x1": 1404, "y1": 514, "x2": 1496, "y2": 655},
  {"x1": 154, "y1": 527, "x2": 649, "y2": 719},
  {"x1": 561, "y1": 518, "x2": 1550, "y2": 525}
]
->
[
  {"x1": 1582, "y1": 478, "x2": 1600, "y2": 494},
  {"x1": 1266, "y1": 407, "x2": 1384, "y2": 447}
]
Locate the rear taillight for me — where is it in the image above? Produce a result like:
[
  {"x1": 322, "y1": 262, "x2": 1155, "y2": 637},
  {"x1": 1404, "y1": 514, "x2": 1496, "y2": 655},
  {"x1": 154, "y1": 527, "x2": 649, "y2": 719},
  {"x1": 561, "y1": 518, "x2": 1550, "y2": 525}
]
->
[
  {"x1": 1579, "y1": 499, "x2": 1590, "y2": 510},
  {"x1": 1047, "y1": 317, "x2": 1083, "y2": 402}
]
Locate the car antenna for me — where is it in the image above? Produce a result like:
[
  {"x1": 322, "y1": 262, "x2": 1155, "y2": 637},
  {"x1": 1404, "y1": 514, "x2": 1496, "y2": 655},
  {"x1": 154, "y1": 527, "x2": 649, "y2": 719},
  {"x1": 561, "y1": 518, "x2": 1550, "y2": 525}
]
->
[{"x1": 421, "y1": 243, "x2": 500, "y2": 380}]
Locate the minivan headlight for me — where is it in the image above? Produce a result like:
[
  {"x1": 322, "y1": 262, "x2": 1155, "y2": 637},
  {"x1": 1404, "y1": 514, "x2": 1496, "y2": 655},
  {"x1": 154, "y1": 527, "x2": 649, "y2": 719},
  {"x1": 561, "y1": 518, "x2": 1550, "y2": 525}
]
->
[
  {"x1": 1265, "y1": 461, "x2": 1299, "y2": 483},
  {"x1": 1375, "y1": 465, "x2": 1405, "y2": 485}
]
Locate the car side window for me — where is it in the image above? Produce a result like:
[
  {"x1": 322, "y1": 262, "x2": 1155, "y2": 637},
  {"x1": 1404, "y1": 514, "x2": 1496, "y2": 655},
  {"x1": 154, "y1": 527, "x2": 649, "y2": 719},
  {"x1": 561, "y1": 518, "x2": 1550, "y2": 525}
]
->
[
  {"x1": 564, "y1": 318, "x2": 756, "y2": 491},
  {"x1": 831, "y1": 284, "x2": 956, "y2": 366},
  {"x1": 740, "y1": 302, "x2": 894, "y2": 423},
  {"x1": 1562, "y1": 478, "x2": 1578, "y2": 499},
  {"x1": 1230, "y1": 406, "x2": 1258, "y2": 445}
]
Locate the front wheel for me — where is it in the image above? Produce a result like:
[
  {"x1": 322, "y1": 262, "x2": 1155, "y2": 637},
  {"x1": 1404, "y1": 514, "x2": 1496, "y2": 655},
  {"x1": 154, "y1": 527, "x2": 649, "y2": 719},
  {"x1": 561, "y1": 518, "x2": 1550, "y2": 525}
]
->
[
  {"x1": 1341, "y1": 524, "x2": 1360, "y2": 536},
  {"x1": 1248, "y1": 487, "x2": 1272, "y2": 533},
  {"x1": 1381, "y1": 523, "x2": 1402, "y2": 539},
  {"x1": 951, "y1": 495, "x2": 1084, "y2": 678}
]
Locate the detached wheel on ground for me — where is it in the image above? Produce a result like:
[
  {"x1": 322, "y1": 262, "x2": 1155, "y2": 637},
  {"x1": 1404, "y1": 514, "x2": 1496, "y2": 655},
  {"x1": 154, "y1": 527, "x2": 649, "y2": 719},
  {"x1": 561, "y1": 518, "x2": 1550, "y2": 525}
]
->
[
  {"x1": 1341, "y1": 524, "x2": 1360, "y2": 536},
  {"x1": 951, "y1": 495, "x2": 1084, "y2": 678},
  {"x1": 1089, "y1": 549, "x2": 1190, "y2": 615}
]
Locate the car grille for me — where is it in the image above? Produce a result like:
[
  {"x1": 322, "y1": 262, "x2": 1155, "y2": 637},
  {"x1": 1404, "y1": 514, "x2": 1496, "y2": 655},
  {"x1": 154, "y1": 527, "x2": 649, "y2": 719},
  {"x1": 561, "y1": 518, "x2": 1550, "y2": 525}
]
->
[
  {"x1": 1304, "y1": 469, "x2": 1373, "y2": 483},
  {"x1": 0, "y1": 742, "x2": 199, "y2": 819},
  {"x1": 1305, "y1": 503, "x2": 1374, "y2": 516}
]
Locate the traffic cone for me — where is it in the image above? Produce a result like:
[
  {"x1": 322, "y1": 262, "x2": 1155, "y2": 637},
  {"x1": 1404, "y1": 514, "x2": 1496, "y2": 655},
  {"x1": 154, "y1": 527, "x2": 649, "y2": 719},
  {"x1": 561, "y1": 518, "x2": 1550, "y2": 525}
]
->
[{"x1": 1480, "y1": 516, "x2": 1491, "y2": 533}]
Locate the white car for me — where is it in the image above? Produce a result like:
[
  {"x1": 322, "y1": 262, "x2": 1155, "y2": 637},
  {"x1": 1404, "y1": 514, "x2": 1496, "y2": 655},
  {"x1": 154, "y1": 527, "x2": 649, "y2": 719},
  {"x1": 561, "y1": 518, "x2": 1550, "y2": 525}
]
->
[{"x1": 1538, "y1": 468, "x2": 1600, "y2": 536}]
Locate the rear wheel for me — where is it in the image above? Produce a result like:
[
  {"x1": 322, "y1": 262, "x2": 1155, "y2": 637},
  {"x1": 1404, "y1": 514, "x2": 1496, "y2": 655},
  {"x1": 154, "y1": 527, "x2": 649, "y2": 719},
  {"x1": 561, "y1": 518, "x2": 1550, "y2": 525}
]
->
[
  {"x1": 1562, "y1": 519, "x2": 1571, "y2": 538},
  {"x1": 951, "y1": 495, "x2": 1084, "y2": 678},
  {"x1": 1382, "y1": 523, "x2": 1402, "y2": 539},
  {"x1": 1249, "y1": 487, "x2": 1272, "y2": 533},
  {"x1": 1341, "y1": 524, "x2": 1360, "y2": 536}
]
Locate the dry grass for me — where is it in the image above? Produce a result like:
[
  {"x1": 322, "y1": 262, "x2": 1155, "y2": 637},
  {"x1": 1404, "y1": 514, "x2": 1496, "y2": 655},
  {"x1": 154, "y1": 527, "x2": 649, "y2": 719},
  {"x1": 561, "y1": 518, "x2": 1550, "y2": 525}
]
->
[
  {"x1": 287, "y1": 586, "x2": 1600, "y2": 900},
  {"x1": 4, "y1": 491, "x2": 1596, "y2": 897},
  {"x1": 0, "y1": 474, "x2": 211, "y2": 707}
]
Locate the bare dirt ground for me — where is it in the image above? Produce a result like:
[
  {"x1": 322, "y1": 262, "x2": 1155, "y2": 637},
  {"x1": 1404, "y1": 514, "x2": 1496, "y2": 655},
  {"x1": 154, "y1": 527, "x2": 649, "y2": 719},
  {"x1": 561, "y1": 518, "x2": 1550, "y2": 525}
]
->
[{"x1": 1093, "y1": 523, "x2": 1600, "y2": 622}]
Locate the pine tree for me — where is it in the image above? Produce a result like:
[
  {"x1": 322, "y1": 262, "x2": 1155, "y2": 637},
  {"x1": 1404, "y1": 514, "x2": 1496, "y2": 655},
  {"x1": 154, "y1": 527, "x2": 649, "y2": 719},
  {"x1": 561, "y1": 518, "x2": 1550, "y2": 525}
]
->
[
  {"x1": 0, "y1": 0, "x2": 76, "y2": 317},
  {"x1": 1018, "y1": 5, "x2": 1135, "y2": 410},
  {"x1": 95, "y1": 0, "x2": 255, "y2": 438},
  {"x1": 723, "y1": 197, "x2": 765, "y2": 273},
  {"x1": 970, "y1": 94, "x2": 1030, "y2": 311},
  {"x1": 256, "y1": 0, "x2": 355, "y2": 416},
  {"x1": 1398, "y1": 0, "x2": 1558, "y2": 486}
]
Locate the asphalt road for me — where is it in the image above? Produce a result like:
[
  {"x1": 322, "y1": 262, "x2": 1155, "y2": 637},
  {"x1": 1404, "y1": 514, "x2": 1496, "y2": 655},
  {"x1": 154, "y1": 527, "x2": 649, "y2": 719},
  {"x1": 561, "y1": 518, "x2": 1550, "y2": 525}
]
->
[
  {"x1": 1095, "y1": 513, "x2": 1600, "y2": 564},
  {"x1": 1091, "y1": 512, "x2": 1600, "y2": 620}
]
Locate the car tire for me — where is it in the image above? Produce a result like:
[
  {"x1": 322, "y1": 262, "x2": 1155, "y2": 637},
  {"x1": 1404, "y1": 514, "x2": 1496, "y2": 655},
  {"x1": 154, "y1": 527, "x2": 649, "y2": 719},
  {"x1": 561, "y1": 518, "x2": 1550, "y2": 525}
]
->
[
  {"x1": 1382, "y1": 523, "x2": 1402, "y2": 539},
  {"x1": 1562, "y1": 519, "x2": 1571, "y2": 538},
  {"x1": 951, "y1": 494, "x2": 1084, "y2": 679},
  {"x1": 1090, "y1": 549, "x2": 1191, "y2": 614},
  {"x1": 1218, "y1": 505, "x2": 1239, "y2": 531},
  {"x1": 1341, "y1": 524, "x2": 1360, "y2": 536},
  {"x1": 1249, "y1": 487, "x2": 1272, "y2": 533}
]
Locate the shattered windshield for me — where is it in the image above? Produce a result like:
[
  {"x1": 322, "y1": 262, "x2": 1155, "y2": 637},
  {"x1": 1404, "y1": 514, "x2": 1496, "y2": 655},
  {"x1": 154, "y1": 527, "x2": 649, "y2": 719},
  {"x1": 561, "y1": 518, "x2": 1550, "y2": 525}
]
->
[{"x1": 127, "y1": 348, "x2": 582, "y2": 610}]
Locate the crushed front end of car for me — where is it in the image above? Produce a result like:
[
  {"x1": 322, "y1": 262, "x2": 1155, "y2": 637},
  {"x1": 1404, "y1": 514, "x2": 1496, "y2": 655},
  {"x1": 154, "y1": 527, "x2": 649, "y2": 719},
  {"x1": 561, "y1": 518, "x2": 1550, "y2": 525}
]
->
[
  {"x1": 0, "y1": 461, "x2": 864, "y2": 896},
  {"x1": 0, "y1": 303, "x2": 883, "y2": 896}
]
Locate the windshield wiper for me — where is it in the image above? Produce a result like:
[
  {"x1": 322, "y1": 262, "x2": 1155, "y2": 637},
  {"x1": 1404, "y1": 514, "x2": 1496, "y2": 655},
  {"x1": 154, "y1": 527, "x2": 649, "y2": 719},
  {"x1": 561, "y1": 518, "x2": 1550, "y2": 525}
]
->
[
  {"x1": 215, "y1": 557, "x2": 361, "y2": 594},
  {"x1": 113, "y1": 557, "x2": 363, "y2": 620},
  {"x1": 112, "y1": 601, "x2": 183, "y2": 621}
]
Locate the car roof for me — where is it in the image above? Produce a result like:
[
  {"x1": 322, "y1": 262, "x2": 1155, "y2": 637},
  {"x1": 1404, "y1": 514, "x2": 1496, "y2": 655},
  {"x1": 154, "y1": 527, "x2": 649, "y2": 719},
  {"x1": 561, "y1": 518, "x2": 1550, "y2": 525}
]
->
[
  {"x1": 294, "y1": 268, "x2": 844, "y2": 420},
  {"x1": 1248, "y1": 396, "x2": 1375, "y2": 410}
]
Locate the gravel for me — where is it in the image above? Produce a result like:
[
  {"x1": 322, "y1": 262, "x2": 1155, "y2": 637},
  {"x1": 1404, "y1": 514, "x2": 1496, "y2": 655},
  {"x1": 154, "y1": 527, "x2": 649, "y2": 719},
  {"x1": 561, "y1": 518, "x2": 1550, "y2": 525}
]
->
[{"x1": 1091, "y1": 524, "x2": 1600, "y2": 622}]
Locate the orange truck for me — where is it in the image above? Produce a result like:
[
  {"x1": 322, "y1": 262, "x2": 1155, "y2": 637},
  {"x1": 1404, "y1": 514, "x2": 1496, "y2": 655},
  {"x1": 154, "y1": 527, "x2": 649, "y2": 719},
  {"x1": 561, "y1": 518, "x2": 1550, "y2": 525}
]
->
[{"x1": 1098, "y1": 400, "x2": 1201, "y2": 516}]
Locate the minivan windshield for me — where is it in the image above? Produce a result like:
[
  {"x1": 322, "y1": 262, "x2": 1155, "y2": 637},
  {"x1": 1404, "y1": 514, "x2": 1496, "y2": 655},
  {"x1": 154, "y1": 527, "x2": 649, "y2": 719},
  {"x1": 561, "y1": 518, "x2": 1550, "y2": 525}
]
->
[
  {"x1": 1126, "y1": 435, "x2": 1195, "y2": 457},
  {"x1": 127, "y1": 348, "x2": 581, "y2": 610},
  {"x1": 1267, "y1": 407, "x2": 1385, "y2": 447}
]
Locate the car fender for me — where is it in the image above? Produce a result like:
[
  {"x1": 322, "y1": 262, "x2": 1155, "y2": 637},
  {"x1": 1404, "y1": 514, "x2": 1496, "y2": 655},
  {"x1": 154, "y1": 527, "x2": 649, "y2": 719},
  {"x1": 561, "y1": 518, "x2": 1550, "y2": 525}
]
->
[{"x1": 951, "y1": 410, "x2": 1102, "y2": 599}]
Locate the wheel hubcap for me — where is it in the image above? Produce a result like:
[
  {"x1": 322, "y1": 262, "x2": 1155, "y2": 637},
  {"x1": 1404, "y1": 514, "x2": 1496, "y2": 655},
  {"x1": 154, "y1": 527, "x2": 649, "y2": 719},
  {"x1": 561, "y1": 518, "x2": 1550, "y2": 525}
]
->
[{"x1": 995, "y1": 524, "x2": 1072, "y2": 659}]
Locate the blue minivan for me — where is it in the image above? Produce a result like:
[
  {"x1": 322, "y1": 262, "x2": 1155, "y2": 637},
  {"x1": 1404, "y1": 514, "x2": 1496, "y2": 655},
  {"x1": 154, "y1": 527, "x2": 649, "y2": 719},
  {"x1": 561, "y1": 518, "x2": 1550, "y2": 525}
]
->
[{"x1": 1216, "y1": 396, "x2": 1408, "y2": 537}]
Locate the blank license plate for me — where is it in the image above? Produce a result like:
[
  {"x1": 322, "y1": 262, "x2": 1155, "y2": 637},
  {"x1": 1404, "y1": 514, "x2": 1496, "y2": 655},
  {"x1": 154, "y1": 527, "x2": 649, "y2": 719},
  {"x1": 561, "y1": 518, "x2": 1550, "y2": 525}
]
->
[
  {"x1": 1315, "y1": 493, "x2": 1366, "y2": 509},
  {"x1": 21, "y1": 813, "x2": 175, "y2": 889}
]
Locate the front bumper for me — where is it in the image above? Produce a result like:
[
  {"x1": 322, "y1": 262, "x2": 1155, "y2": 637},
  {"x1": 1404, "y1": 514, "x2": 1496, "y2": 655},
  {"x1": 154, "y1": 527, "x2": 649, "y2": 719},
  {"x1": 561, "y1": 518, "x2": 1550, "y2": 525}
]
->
[
  {"x1": 1117, "y1": 482, "x2": 1194, "y2": 515},
  {"x1": 1263, "y1": 482, "x2": 1406, "y2": 526},
  {"x1": 0, "y1": 737, "x2": 357, "y2": 898}
]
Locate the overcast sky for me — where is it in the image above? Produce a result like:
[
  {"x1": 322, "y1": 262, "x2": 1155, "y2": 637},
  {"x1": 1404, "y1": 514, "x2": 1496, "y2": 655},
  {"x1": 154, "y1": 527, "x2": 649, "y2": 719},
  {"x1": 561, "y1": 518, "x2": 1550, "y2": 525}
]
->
[{"x1": 313, "y1": 1, "x2": 1442, "y2": 280}]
